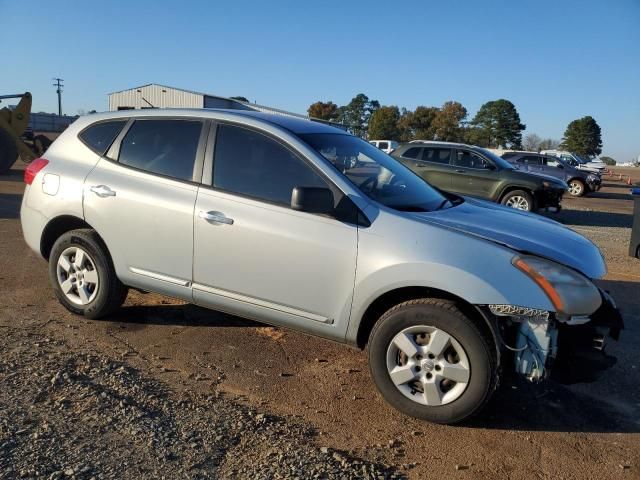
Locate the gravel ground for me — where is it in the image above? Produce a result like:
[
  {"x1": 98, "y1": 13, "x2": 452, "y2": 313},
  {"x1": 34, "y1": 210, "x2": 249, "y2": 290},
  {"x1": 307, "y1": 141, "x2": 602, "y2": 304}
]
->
[
  {"x1": 0, "y1": 327, "x2": 401, "y2": 480},
  {"x1": 1, "y1": 166, "x2": 639, "y2": 480}
]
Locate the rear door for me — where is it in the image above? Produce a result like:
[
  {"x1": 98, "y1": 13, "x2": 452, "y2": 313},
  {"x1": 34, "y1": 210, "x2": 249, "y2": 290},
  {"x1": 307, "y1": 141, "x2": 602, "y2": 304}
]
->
[
  {"x1": 398, "y1": 146, "x2": 453, "y2": 190},
  {"x1": 192, "y1": 123, "x2": 358, "y2": 340},
  {"x1": 83, "y1": 117, "x2": 207, "y2": 299}
]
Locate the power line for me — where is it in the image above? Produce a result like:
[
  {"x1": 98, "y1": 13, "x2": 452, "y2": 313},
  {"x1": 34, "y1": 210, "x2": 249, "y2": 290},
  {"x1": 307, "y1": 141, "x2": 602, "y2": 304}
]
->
[{"x1": 52, "y1": 78, "x2": 64, "y2": 115}]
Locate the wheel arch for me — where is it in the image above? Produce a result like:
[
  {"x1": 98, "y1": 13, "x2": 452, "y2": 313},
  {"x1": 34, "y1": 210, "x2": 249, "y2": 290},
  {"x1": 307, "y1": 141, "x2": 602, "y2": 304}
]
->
[
  {"x1": 497, "y1": 184, "x2": 535, "y2": 203},
  {"x1": 354, "y1": 286, "x2": 500, "y2": 362},
  {"x1": 40, "y1": 215, "x2": 110, "y2": 261}
]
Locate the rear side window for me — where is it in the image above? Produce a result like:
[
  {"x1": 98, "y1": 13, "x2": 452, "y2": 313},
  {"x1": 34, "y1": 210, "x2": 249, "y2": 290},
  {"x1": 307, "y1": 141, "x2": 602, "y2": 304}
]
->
[
  {"x1": 378, "y1": 141, "x2": 389, "y2": 150},
  {"x1": 213, "y1": 124, "x2": 327, "y2": 206},
  {"x1": 118, "y1": 119, "x2": 202, "y2": 182},
  {"x1": 422, "y1": 148, "x2": 452, "y2": 164},
  {"x1": 401, "y1": 147, "x2": 421, "y2": 159},
  {"x1": 523, "y1": 156, "x2": 542, "y2": 165},
  {"x1": 79, "y1": 120, "x2": 127, "y2": 155}
]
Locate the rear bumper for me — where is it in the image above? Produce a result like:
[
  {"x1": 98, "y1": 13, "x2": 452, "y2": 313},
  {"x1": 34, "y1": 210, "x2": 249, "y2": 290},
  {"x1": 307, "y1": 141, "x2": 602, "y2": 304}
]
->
[{"x1": 20, "y1": 189, "x2": 48, "y2": 259}]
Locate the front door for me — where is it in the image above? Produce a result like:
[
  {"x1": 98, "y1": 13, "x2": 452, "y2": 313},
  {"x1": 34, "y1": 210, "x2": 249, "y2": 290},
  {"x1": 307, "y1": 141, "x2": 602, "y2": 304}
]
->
[
  {"x1": 451, "y1": 149, "x2": 497, "y2": 198},
  {"x1": 83, "y1": 118, "x2": 206, "y2": 299},
  {"x1": 192, "y1": 123, "x2": 358, "y2": 340}
]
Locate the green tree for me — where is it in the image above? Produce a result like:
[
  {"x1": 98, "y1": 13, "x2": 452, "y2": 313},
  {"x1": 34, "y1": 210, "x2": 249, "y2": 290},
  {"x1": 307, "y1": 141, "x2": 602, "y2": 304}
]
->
[
  {"x1": 397, "y1": 106, "x2": 439, "y2": 141},
  {"x1": 368, "y1": 106, "x2": 400, "y2": 140},
  {"x1": 230, "y1": 96, "x2": 249, "y2": 102},
  {"x1": 599, "y1": 156, "x2": 616, "y2": 166},
  {"x1": 561, "y1": 116, "x2": 602, "y2": 157},
  {"x1": 307, "y1": 101, "x2": 340, "y2": 121},
  {"x1": 432, "y1": 101, "x2": 467, "y2": 142},
  {"x1": 339, "y1": 93, "x2": 380, "y2": 138},
  {"x1": 470, "y1": 99, "x2": 525, "y2": 148}
]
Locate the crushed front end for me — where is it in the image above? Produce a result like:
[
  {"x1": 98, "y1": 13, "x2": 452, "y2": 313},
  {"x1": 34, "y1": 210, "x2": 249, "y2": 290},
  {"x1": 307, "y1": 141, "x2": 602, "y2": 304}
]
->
[{"x1": 486, "y1": 289, "x2": 623, "y2": 383}]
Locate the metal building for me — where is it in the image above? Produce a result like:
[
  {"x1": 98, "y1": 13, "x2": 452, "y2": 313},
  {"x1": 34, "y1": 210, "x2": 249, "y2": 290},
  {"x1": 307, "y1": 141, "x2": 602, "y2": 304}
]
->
[{"x1": 107, "y1": 83, "x2": 345, "y2": 128}]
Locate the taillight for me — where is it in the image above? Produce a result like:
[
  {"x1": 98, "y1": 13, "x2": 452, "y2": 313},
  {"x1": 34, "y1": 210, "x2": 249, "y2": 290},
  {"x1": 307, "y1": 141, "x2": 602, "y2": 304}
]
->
[{"x1": 24, "y1": 158, "x2": 49, "y2": 185}]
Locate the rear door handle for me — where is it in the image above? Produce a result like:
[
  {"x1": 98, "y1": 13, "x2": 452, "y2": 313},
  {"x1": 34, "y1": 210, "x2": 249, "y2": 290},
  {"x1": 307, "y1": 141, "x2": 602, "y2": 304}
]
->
[
  {"x1": 198, "y1": 210, "x2": 234, "y2": 225},
  {"x1": 90, "y1": 185, "x2": 116, "y2": 197}
]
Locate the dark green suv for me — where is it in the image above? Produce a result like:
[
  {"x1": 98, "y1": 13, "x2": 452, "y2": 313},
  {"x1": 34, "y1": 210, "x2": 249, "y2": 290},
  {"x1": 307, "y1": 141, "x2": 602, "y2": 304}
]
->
[{"x1": 391, "y1": 141, "x2": 567, "y2": 212}]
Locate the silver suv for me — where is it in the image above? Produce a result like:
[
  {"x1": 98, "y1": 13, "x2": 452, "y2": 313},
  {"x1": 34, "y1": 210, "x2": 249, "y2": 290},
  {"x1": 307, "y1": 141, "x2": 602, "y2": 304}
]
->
[{"x1": 20, "y1": 109, "x2": 622, "y2": 424}]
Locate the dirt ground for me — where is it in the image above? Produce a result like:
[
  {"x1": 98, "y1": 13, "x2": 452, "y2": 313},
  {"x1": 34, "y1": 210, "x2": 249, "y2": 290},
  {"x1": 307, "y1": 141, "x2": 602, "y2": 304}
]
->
[{"x1": 1, "y1": 164, "x2": 639, "y2": 479}]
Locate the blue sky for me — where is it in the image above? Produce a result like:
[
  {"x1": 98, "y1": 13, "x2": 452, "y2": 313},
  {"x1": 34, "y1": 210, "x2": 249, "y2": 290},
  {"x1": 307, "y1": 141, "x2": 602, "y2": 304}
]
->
[{"x1": 1, "y1": 0, "x2": 638, "y2": 161}]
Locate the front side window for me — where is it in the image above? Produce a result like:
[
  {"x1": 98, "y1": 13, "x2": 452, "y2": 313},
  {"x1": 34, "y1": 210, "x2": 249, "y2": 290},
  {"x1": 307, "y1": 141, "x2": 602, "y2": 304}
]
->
[
  {"x1": 79, "y1": 120, "x2": 127, "y2": 155},
  {"x1": 213, "y1": 124, "x2": 327, "y2": 206},
  {"x1": 422, "y1": 148, "x2": 452, "y2": 164},
  {"x1": 118, "y1": 119, "x2": 202, "y2": 181},
  {"x1": 545, "y1": 157, "x2": 560, "y2": 167},
  {"x1": 455, "y1": 150, "x2": 492, "y2": 169},
  {"x1": 299, "y1": 133, "x2": 451, "y2": 212}
]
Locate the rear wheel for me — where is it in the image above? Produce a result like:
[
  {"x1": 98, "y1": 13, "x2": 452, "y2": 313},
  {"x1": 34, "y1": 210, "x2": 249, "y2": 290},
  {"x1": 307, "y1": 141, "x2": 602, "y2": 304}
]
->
[
  {"x1": 49, "y1": 229, "x2": 128, "y2": 319},
  {"x1": 568, "y1": 179, "x2": 585, "y2": 197},
  {"x1": 501, "y1": 190, "x2": 534, "y2": 211},
  {"x1": 0, "y1": 128, "x2": 18, "y2": 175},
  {"x1": 368, "y1": 298, "x2": 498, "y2": 424}
]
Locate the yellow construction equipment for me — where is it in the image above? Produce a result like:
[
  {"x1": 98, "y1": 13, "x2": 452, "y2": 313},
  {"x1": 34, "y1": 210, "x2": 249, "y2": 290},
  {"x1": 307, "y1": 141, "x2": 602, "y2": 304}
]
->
[{"x1": 0, "y1": 92, "x2": 52, "y2": 174}]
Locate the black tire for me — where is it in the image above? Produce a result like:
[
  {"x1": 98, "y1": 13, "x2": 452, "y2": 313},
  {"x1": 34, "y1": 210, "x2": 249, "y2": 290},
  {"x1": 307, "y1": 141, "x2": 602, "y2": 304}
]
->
[
  {"x1": 48, "y1": 229, "x2": 128, "y2": 319},
  {"x1": 368, "y1": 298, "x2": 498, "y2": 424},
  {"x1": 500, "y1": 189, "x2": 534, "y2": 212},
  {"x1": 567, "y1": 178, "x2": 586, "y2": 197},
  {"x1": 0, "y1": 127, "x2": 18, "y2": 175}
]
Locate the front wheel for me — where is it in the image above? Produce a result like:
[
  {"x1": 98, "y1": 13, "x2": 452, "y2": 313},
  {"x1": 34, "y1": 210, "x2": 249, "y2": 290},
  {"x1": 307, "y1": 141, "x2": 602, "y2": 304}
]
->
[
  {"x1": 49, "y1": 229, "x2": 128, "y2": 319},
  {"x1": 368, "y1": 298, "x2": 498, "y2": 424},
  {"x1": 568, "y1": 179, "x2": 585, "y2": 197},
  {"x1": 501, "y1": 190, "x2": 534, "y2": 211}
]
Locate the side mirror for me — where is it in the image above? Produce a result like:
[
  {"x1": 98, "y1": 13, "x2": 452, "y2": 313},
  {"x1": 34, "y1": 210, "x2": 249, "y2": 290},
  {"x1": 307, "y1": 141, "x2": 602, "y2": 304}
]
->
[
  {"x1": 291, "y1": 186, "x2": 334, "y2": 214},
  {"x1": 484, "y1": 163, "x2": 496, "y2": 170},
  {"x1": 557, "y1": 164, "x2": 564, "y2": 169}
]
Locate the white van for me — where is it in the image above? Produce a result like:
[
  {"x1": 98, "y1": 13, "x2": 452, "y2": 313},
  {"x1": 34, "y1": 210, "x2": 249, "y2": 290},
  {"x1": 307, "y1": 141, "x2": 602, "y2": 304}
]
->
[{"x1": 369, "y1": 140, "x2": 398, "y2": 154}]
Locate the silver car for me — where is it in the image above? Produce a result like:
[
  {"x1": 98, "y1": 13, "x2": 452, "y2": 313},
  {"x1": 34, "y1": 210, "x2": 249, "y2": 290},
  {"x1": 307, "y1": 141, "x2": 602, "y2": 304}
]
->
[{"x1": 20, "y1": 109, "x2": 622, "y2": 424}]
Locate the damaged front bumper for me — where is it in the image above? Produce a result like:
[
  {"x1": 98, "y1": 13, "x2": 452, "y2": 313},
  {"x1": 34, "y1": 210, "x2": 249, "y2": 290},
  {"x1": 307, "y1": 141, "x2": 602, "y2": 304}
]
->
[{"x1": 487, "y1": 289, "x2": 623, "y2": 383}]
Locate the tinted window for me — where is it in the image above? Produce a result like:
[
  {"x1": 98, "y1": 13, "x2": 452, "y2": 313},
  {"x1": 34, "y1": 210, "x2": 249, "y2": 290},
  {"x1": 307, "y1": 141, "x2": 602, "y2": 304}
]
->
[
  {"x1": 118, "y1": 120, "x2": 202, "y2": 181},
  {"x1": 79, "y1": 120, "x2": 126, "y2": 155},
  {"x1": 213, "y1": 125, "x2": 327, "y2": 206},
  {"x1": 501, "y1": 152, "x2": 517, "y2": 159},
  {"x1": 422, "y1": 148, "x2": 451, "y2": 164},
  {"x1": 378, "y1": 142, "x2": 389, "y2": 150},
  {"x1": 402, "y1": 147, "x2": 421, "y2": 159},
  {"x1": 454, "y1": 150, "x2": 492, "y2": 169},
  {"x1": 523, "y1": 156, "x2": 542, "y2": 165},
  {"x1": 300, "y1": 133, "x2": 451, "y2": 212}
]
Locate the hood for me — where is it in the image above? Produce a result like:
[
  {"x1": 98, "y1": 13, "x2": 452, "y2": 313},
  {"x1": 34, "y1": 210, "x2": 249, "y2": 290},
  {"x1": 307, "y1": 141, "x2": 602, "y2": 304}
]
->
[
  {"x1": 510, "y1": 169, "x2": 568, "y2": 187},
  {"x1": 412, "y1": 197, "x2": 606, "y2": 279}
]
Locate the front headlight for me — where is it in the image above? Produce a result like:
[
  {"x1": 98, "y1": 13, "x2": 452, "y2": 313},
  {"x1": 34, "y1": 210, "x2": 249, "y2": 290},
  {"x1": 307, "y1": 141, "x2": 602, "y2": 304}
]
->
[
  {"x1": 587, "y1": 174, "x2": 597, "y2": 182},
  {"x1": 512, "y1": 255, "x2": 595, "y2": 313}
]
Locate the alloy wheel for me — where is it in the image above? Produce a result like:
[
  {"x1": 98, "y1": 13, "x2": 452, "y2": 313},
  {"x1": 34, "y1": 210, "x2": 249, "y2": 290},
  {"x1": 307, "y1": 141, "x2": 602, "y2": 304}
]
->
[
  {"x1": 505, "y1": 196, "x2": 530, "y2": 210},
  {"x1": 568, "y1": 181, "x2": 583, "y2": 196},
  {"x1": 385, "y1": 325, "x2": 470, "y2": 406},
  {"x1": 56, "y1": 246, "x2": 99, "y2": 305}
]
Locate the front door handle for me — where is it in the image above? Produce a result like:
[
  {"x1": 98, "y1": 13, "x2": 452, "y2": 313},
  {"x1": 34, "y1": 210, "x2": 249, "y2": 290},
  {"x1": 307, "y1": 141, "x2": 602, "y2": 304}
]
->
[
  {"x1": 455, "y1": 169, "x2": 466, "y2": 173},
  {"x1": 198, "y1": 210, "x2": 234, "y2": 225},
  {"x1": 90, "y1": 185, "x2": 116, "y2": 197}
]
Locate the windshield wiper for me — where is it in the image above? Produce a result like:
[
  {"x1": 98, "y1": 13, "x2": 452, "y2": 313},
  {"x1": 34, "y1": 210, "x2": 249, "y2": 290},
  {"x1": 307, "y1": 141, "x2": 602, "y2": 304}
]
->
[{"x1": 436, "y1": 199, "x2": 452, "y2": 210}]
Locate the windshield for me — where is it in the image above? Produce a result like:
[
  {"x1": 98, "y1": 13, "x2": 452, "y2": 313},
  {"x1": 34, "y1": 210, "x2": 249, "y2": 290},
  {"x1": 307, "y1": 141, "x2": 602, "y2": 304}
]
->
[
  {"x1": 470, "y1": 146, "x2": 515, "y2": 170},
  {"x1": 299, "y1": 133, "x2": 451, "y2": 212}
]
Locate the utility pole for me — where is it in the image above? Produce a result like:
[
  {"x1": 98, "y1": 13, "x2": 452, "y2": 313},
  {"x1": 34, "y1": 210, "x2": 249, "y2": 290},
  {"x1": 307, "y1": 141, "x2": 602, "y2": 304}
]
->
[{"x1": 52, "y1": 78, "x2": 64, "y2": 115}]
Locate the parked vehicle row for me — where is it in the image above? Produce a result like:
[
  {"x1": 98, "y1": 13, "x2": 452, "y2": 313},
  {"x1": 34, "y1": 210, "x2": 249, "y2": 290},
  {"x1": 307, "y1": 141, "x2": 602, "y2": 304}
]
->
[
  {"x1": 391, "y1": 141, "x2": 567, "y2": 212},
  {"x1": 501, "y1": 151, "x2": 601, "y2": 197},
  {"x1": 20, "y1": 110, "x2": 622, "y2": 425}
]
